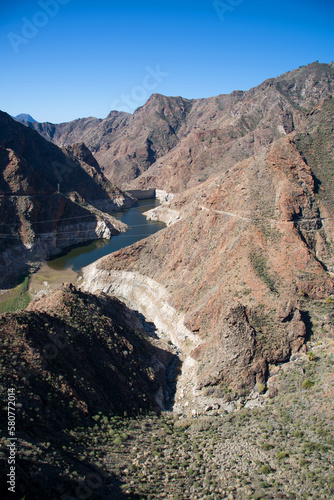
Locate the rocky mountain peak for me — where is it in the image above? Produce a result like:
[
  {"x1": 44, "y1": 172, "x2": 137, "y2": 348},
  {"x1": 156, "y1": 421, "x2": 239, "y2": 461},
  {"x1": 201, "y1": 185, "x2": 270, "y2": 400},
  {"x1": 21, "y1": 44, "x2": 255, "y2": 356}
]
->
[{"x1": 13, "y1": 113, "x2": 37, "y2": 123}]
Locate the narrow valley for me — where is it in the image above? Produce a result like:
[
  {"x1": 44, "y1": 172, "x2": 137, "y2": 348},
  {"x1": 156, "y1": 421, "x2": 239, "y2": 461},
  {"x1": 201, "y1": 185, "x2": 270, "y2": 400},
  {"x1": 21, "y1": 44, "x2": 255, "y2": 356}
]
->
[{"x1": 1, "y1": 62, "x2": 334, "y2": 500}]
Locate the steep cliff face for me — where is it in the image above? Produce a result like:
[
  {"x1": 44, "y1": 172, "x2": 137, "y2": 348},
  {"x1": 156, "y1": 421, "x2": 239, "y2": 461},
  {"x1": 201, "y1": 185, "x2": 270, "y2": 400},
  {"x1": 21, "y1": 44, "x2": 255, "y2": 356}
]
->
[
  {"x1": 80, "y1": 124, "x2": 334, "y2": 408},
  {"x1": 0, "y1": 112, "x2": 132, "y2": 287},
  {"x1": 28, "y1": 62, "x2": 334, "y2": 191}
]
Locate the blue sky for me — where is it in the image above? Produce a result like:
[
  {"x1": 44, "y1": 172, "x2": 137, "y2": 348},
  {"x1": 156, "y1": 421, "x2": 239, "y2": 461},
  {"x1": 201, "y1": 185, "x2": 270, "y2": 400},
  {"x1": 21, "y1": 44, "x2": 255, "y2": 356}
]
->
[{"x1": 1, "y1": 0, "x2": 333, "y2": 123}]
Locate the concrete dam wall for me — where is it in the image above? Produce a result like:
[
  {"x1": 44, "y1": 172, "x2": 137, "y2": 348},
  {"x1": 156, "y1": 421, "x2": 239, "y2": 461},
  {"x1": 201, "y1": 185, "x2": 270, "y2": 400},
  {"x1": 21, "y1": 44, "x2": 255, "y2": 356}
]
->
[{"x1": 126, "y1": 189, "x2": 156, "y2": 200}]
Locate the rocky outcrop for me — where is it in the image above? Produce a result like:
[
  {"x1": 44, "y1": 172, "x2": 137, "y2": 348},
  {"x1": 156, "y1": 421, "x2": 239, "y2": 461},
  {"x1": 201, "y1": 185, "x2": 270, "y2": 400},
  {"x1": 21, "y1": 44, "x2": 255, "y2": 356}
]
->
[{"x1": 155, "y1": 189, "x2": 176, "y2": 203}]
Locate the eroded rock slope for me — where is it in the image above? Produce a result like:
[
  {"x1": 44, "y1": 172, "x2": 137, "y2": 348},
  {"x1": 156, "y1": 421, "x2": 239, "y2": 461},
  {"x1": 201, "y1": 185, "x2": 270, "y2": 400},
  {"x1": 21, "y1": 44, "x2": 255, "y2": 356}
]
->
[{"x1": 80, "y1": 103, "x2": 334, "y2": 411}]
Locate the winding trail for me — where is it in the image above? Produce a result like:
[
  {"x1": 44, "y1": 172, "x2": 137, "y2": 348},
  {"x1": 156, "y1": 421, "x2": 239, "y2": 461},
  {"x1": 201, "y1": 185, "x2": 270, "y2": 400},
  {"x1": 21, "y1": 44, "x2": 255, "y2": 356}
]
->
[
  {"x1": 199, "y1": 205, "x2": 326, "y2": 225},
  {"x1": 200, "y1": 205, "x2": 252, "y2": 221}
]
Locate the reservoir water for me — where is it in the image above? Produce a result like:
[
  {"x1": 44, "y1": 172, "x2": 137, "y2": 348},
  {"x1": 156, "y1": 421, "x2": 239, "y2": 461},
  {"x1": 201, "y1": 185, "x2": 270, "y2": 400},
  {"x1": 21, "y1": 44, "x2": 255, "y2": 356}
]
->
[
  {"x1": 0, "y1": 199, "x2": 165, "y2": 312},
  {"x1": 48, "y1": 199, "x2": 165, "y2": 271}
]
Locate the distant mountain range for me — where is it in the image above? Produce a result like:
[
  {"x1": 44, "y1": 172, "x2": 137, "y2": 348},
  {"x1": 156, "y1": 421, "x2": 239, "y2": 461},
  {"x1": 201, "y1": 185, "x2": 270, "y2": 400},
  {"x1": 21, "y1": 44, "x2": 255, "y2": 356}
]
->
[{"x1": 26, "y1": 62, "x2": 334, "y2": 192}]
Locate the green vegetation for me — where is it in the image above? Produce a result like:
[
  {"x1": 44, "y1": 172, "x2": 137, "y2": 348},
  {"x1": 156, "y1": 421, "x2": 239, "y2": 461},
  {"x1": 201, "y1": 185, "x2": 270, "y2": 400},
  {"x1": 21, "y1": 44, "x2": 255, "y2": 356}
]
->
[
  {"x1": 294, "y1": 98, "x2": 334, "y2": 213},
  {"x1": 276, "y1": 451, "x2": 289, "y2": 460},
  {"x1": 250, "y1": 249, "x2": 278, "y2": 293},
  {"x1": 302, "y1": 379, "x2": 315, "y2": 389},
  {"x1": 306, "y1": 351, "x2": 317, "y2": 361},
  {"x1": 0, "y1": 276, "x2": 31, "y2": 313},
  {"x1": 259, "y1": 464, "x2": 273, "y2": 474},
  {"x1": 257, "y1": 383, "x2": 266, "y2": 395}
]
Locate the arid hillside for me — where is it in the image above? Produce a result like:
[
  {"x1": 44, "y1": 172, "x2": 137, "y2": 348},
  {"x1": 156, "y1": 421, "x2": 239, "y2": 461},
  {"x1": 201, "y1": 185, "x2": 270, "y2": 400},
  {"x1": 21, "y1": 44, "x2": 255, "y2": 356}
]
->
[
  {"x1": 80, "y1": 94, "x2": 334, "y2": 406},
  {"x1": 1, "y1": 63, "x2": 334, "y2": 500},
  {"x1": 1, "y1": 284, "x2": 333, "y2": 499}
]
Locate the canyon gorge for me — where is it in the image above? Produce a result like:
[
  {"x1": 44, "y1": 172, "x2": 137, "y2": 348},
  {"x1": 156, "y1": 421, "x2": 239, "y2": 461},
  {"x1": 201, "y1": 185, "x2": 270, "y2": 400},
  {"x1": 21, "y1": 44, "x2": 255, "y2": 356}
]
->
[{"x1": 1, "y1": 61, "x2": 334, "y2": 499}]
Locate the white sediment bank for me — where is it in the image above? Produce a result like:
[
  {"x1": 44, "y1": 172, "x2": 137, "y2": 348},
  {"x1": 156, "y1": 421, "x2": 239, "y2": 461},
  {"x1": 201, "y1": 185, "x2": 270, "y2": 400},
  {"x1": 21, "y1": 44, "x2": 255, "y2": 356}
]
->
[
  {"x1": 143, "y1": 205, "x2": 180, "y2": 226},
  {"x1": 79, "y1": 264, "x2": 203, "y2": 414},
  {"x1": 143, "y1": 190, "x2": 180, "y2": 226},
  {"x1": 155, "y1": 190, "x2": 176, "y2": 203}
]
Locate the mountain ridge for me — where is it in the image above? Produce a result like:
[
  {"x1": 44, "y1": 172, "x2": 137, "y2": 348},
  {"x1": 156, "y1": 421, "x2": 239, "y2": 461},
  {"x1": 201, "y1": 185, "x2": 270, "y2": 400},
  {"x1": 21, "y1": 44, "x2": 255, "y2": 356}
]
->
[
  {"x1": 24, "y1": 62, "x2": 334, "y2": 191},
  {"x1": 79, "y1": 78, "x2": 334, "y2": 404},
  {"x1": 1, "y1": 61, "x2": 334, "y2": 499}
]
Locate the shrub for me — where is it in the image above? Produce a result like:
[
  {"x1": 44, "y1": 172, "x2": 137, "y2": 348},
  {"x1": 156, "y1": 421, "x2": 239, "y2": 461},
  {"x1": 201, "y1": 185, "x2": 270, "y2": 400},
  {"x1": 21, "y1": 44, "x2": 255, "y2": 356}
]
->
[
  {"x1": 250, "y1": 250, "x2": 278, "y2": 293},
  {"x1": 302, "y1": 379, "x2": 315, "y2": 389},
  {"x1": 276, "y1": 451, "x2": 289, "y2": 460},
  {"x1": 261, "y1": 442, "x2": 274, "y2": 450},
  {"x1": 260, "y1": 464, "x2": 273, "y2": 474},
  {"x1": 257, "y1": 383, "x2": 266, "y2": 394},
  {"x1": 259, "y1": 481, "x2": 270, "y2": 488}
]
